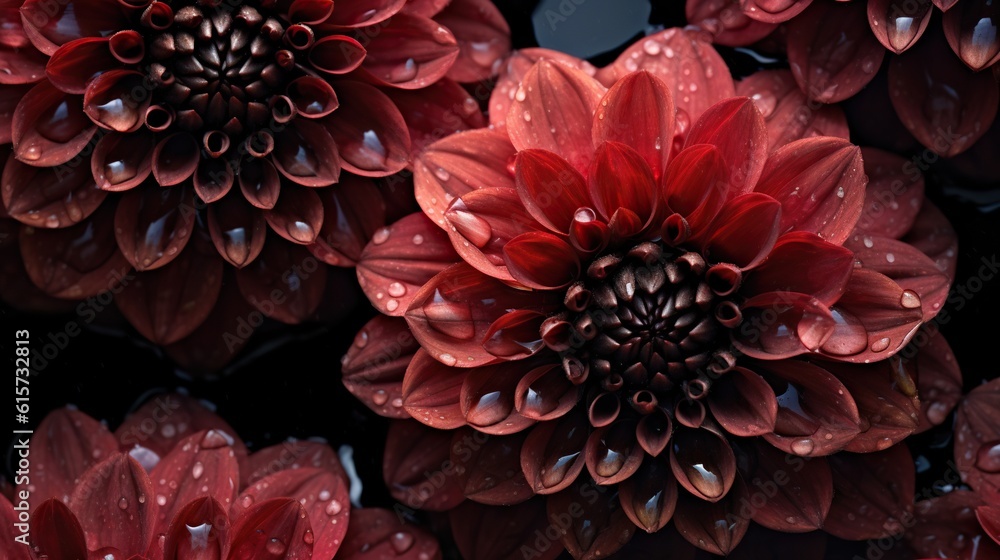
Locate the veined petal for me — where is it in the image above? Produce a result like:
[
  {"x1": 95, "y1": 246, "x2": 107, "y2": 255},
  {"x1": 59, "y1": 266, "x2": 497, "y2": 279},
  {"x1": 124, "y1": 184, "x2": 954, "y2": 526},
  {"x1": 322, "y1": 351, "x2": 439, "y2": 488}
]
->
[
  {"x1": 436, "y1": 0, "x2": 511, "y2": 83},
  {"x1": 68, "y1": 454, "x2": 155, "y2": 557},
  {"x1": 739, "y1": 0, "x2": 812, "y2": 23},
  {"x1": 593, "y1": 71, "x2": 676, "y2": 179},
  {"x1": 489, "y1": 48, "x2": 597, "y2": 129},
  {"x1": 383, "y1": 421, "x2": 465, "y2": 511},
  {"x1": 662, "y1": 143, "x2": 729, "y2": 234},
  {"x1": 588, "y1": 141, "x2": 659, "y2": 228},
  {"x1": 27, "y1": 499, "x2": 86, "y2": 560},
  {"x1": 825, "y1": 359, "x2": 920, "y2": 453},
  {"x1": 684, "y1": 97, "x2": 767, "y2": 200},
  {"x1": 45, "y1": 37, "x2": 115, "y2": 94},
  {"x1": 514, "y1": 149, "x2": 591, "y2": 234},
  {"x1": 358, "y1": 12, "x2": 458, "y2": 89},
  {"x1": 503, "y1": 231, "x2": 580, "y2": 290},
  {"x1": 824, "y1": 445, "x2": 915, "y2": 540},
  {"x1": 743, "y1": 231, "x2": 854, "y2": 306},
  {"x1": 227, "y1": 498, "x2": 313, "y2": 559},
  {"x1": 853, "y1": 147, "x2": 925, "y2": 238},
  {"x1": 401, "y1": 348, "x2": 469, "y2": 429},
  {"x1": 701, "y1": 192, "x2": 782, "y2": 270}
]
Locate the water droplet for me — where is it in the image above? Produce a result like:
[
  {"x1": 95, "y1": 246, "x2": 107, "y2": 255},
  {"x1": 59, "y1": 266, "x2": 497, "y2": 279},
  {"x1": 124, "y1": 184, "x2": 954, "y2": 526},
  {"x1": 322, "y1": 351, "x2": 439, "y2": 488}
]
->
[
  {"x1": 325, "y1": 499, "x2": 343, "y2": 515},
  {"x1": 390, "y1": 531, "x2": 415, "y2": 554},
  {"x1": 265, "y1": 538, "x2": 287, "y2": 556},
  {"x1": 515, "y1": 87, "x2": 526, "y2": 102},
  {"x1": 976, "y1": 440, "x2": 1000, "y2": 473},
  {"x1": 373, "y1": 390, "x2": 389, "y2": 406},
  {"x1": 192, "y1": 462, "x2": 204, "y2": 479},
  {"x1": 388, "y1": 282, "x2": 406, "y2": 297},
  {"x1": 925, "y1": 401, "x2": 951, "y2": 425},
  {"x1": 386, "y1": 299, "x2": 399, "y2": 312},
  {"x1": 886, "y1": 253, "x2": 896, "y2": 263},
  {"x1": 900, "y1": 289, "x2": 921, "y2": 309},
  {"x1": 372, "y1": 227, "x2": 391, "y2": 244},
  {"x1": 288, "y1": 221, "x2": 314, "y2": 243},
  {"x1": 642, "y1": 39, "x2": 660, "y2": 55},
  {"x1": 790, "y1": 438, "x2": 815, "y2": 455},
  {"x1": 412, "y1": 234, "x2": 424, "y2": 245},
  {"x1": 870, "y1": 337, "x2": 891, "y2": 353},
  {"x1": 522, "y1": 110, "x2": 531, "y2": 122},
  {"x1": 433, "y1": 167, "x2": 450, "y2": 181},
  {"x1": 389, "y1": 58, "x2": 418, "y2": 83},
  {"x1": 118, "y1": 497, "x2": 129, "y2": 510}
]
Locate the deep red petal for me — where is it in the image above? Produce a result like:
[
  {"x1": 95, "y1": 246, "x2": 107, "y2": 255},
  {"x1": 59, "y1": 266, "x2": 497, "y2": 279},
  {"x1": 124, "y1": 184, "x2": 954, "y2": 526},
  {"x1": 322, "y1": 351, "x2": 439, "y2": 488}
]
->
[
  {"x1": 735, "y1": 292, "x2": 836, "y2": 358},
  {"x1": 341, "y1": 316, "x2": 418, "y2": 418},
  {"x1": 955, "y1": 378, "x2": 1000, "y2": 500},
  {"x1": 547, "y1": 477, "x2": 636, "y2": 560},
  {"x1": 383, "y1": 77, "x2": 486, "y2": 157},
  {"x1": 901, "y1": 199, "x2": 958, "y2": 283},
  {"x1": 45, "y1": 37, "x2": 115, "y2": 94},
  {"x1": 867, "y1": 0, "x2": 934, "y2": 54},
  {"x1": 750, "y1": 443, "x2": 833, "y2": 532},
  {"x1": 584, "y1": 422, "x2": 645, "y2": 486},
  {"x1": 243, "y1": 440, "x2": 346, "y2": 487},
  {"x1": 69, "y1": 454, "x2": 155, "y2": 557},
  {"x1": 401, "y1": 348, "x2": 470, "y2": 429},
  {"x1": 358, "y1": 12, "x2": 458, "y2": 89},
  {"x1": 19, "y1": 0, "x2": 128, "y2": 54},
  {"x1": 825, "y1": 359, "x2": 921, "y2": 453},
  {"x1": 673, "y1": 478, "x2": 750, "y2": 555},
  {"x1": 114, "y1": 185, "x2": 196, "y2": 271},
  {"x1": 910, "y1": 327, "x2": 962, "y2": 432},
  {"x1": 11, "y1": 82, "x2": 95, "y2": 167},
  {"x1": 0, "y1": 10, "x2": 45, "y2": 84},
  {"x1": 227, "y1": 498, "x2": 313, "y2": 560},
  {"x1": 321, "y1": 81, "x2": 409, "y2": 177},
  {"x1": 943, "y1": 1, "x2": 1000, "y2": 70},
  {"x1": 383, "y1": 420, "x2": 465, "y2": 511},
  {"x1": 618, "y1": 456, "x2": 678, "y2": 533},
  {"x1": 980, "y1": 506, "x2": 1000, "y2": 544},
  {"x1": 235, "y1": 238, "x2": 328, "y2": 324},
  {"x1": 743, "y1": 231, "x2": 854, "y2": 306},
  {"x1": 435, "y1": 0, "x2": 511, "y2": 83},
  {"x1": 907, "y1": 491, "x2": 1000, "y2": 560},
  {"x1": 163, "y1": 277, "x2": 257, "y2": 374},
  {"x1": 3, "y1": 147, "x2": 105, "y2": 228},
  {"x1": 740, "y1": 0, "x2": 812, "y2": 23},
  {"x1": 754, "y1": 137, "x2": 866, "y2": 245},
  {"x1": 701, "y1": 192, "x2": 782, "y2": 270},
  {"x1": 853, "y1": 147, "x2": 925, "y2": 238},
  {"x1": 459, "y1": 361, "x2": 537, "y2": 435},
  {"x1": 669, "y1": 428, "x2": 737, "y2": 502},
  {"x1": 92, "y1": 130, "x2": 155, "y2": 192},
  {"x1": 83, "y1": 70, "x2": 149, "y2": 132},
  {"x1": 686, "y1": 0, "x2": 778, "y2": 47},
  {"x1": 588, "y1": 141, "x2": 659, "y2": 228},
  {"x1": 207, "y1": 193, "x2": 267, "y2": 268},
  {"x1": 451, "y1": 428, "x2": 533, "y2": 505},
  {"x1": 307, "y1": 175, "x2": 387, "y2": 266},
  {"x1": 25, "y1": 499, "x2": 84, "y2": 560},
  {"x1": 162, "y1": 497, "x2": 230, "y2": 560},
  {"x1": 824, "y1": 445, "x2": 915, "y2": 540},
  {"x1": 338, "y1": 508, "x2": 441, "y2": 560},
  {"x1": 322, "y1": 0, "x2": 404, "y2": 27},
  {"x1": 593, "y1": 71, "x2": 675, "y2": 179},
  {"x1": 708, "y1": 366, "x2": 778, "y2": 437},
  {"x1": 263, "y1": 186, "x2": 324, "y2": 245},
  {"x1": 661, "y1": 143, "x2": 729, "y2": 234},
  {"x1": 449, "y1": 499, "x2": 559, "y2": 560},
  {"x1": 272, "y1": 118, "x2": 342, "y2": 186},
  {"x1": 514, "y1": 148, "x2": 591, "y2": 234},
  {"x1": 520, "y1": 410, "x2": 589, "y2": 495},
  {"x1": 503, "y1": 231, "x2": 580, "y2": 290},
  {"x1": 308, "y1": 35, "x2": 366, "y2": 74},
  {"x1": 684, "y1": 97, "x2": 767, "y2": 199}
]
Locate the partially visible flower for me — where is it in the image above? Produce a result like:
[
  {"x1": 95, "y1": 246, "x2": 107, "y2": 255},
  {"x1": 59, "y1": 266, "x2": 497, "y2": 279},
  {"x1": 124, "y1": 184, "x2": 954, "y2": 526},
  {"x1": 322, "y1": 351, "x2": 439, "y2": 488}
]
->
[
  {"x1": 343, "y1": 28, "x2": 959, "y2": 557},
  {"x1": 687, "y1": 0, "x2": 1000, "y2": 157},
  {"x1": 0, "y1": 394, "x2": 441, "y2": 559}
]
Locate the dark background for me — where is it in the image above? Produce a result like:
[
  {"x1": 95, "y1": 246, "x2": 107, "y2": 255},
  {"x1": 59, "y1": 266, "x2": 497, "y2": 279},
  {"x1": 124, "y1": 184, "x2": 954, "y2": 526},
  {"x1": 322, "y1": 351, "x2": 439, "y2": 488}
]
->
[{"x1": 3, "y1": 1, "x2": 998, "y2": 557}]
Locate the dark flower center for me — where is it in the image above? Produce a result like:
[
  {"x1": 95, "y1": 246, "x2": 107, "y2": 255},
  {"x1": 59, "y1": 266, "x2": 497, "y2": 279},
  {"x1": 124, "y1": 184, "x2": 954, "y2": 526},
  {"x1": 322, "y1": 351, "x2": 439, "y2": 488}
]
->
[{"x1": 543, "y1": 241, "x2": 742, "y2": 427}]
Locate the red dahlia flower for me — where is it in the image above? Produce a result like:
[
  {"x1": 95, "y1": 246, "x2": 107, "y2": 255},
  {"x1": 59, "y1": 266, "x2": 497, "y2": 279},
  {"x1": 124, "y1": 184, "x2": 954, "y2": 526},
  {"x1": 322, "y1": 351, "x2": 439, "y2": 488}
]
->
[
  {"x1": 0, "y1": 0, "x2": 509, "y2": 369},
  {"x1": 342, "y1": 28, "x2": 960, "y2": 557},
  {"x1": 687, "y1": 0, "x2": 1000, "y2": 157},
  {"x1": 0, "y1": 394, "x2": 441, "y2": 560}
]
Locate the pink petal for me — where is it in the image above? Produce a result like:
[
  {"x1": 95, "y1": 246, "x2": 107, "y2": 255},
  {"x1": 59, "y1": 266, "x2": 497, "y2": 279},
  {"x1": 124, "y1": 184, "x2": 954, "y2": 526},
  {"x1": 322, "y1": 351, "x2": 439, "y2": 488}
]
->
[
  {"x1": 743, "y1": 231, "x2": 854, "y2": 306},
  {"x1": 787, "y1": 1, "x2": 884, "y2": 103},
  {"x1": 506, "y1": 59, "x2": 606, "y2": 173},
  {"x1": 449, "y1": 499, "x2": 560, "y2": 560},
  {"x1": 548, "y1": 477, "x2": 636, "y2": 559},
  {"x1": 825, "y1": 359, "x2": 921, "y2": 453},
  {"x1": 116, "y1": 246, "x2": 223, "y2": 344},
  {"x1": 503, "y1": 231, "x2": 580, "y2": 289},
  {"x1": 321, "y1": 81, "x2": 409, "y2": 177},
  {"x1": 272, "y1": 119, "x2": 342, "y2": 186},
  {"x1": 414, "y1": 128, "x2": 516, "y2": 227},
  {"x1": 686, "y1": 0, "x2": 778, "y2": 47},
  {"x1": 750, "y1": 443, "x2": 833, "y2": 532},
  {"x1": 148, "y1": 429, "x2": 240, "y2": 535},
  {"x1": 736, "y1": 69, "x2": 850, "y2": 152},
  {"x1": 338, "y1": 508, "x2": 441, "y2": 560},
  {"x1": 684, "y1": 97, "x2": 767, "y2": 199},
  {"x1": 955, "y1": 378, "x2": 1000, "y2": 500},
  {"x1": 752, "y1": 359, "x2": 862, "y2": 456},
  {"x1": 435, "y1": 0, "x2": 511, "y2": 83},
  {"x1": 910, "y1": 327, "x2": 962, "y2": 432},
  {"x1": 358, "y1": 212, "x2": 458, "y2": 316},
  {"x1": 235, "y1": 239, "x2": 327, "y2": 324},
  {"x1": 114, "y1": 185, "x2": 196, "y2": 271},
  {"x1": 2, "y1": 152, "x2": 105, "y2": 229},
  {"x1": 11, "y1": 82, "x2": 95, "y2": 168},
  {"x1": 520, "y1": 410, "x2": 589, "y2": 494},
  {"x1": 227, "y1": 498, "x2": 313, "y2": 560},
  {"x1": 598, "y1": 28, "x2": 735, "y2": 126},
  {"x1": 489, "y1": 48, "x2": 598, "y2": 129},
  {"x1": 824, "y1": 445, "x2": 915, "y2": 540},
  {"x1": 589, "y1": 141, "x2": 659, "y2": 227},
  {"x1": 853, "y1": 147, "x2": 925, "y2": 238},
  {"x1": 358, "y1": 12, "x2": 458, "y2": 89},
  {"x1": 341, "y1": 316, "x2": 418, "y2": 418},
  {"x1": 674, "y1": 478, "x2": 750, "y2": 554},
  {"x1": 593, "y1": 71, "x2": 676, "y2": 179},
  {"x1": 889, "y1": 26, "x2": 999, "y2": 157},
  {"x1": 943, "y1": 1, "x2": 1000, "y2": 70},
  {"x1": 16, "y1": 408, "x2": 116, "y2": 506},
  {"x1": 19, "y1": 0, "x2": 128, "y2": 55},
  {"x1": 451, "y1": 427, "x2": 533, "y2": 504},
  {"x1": 69, "y1": 454, "x2": 155, "y2": 557},
  {"x1": 383, "y1": 420, "x2": 465, "y2": 511},
  {"x1": 45, "y1": 37, "x2": 115, "y2": 94},
  {"x1": 661, "y1": 143, "x2": 729, "y2": 234},
  {"x1": 383, "y1": 77, "x2": 486, "y2": 157},
  {"x1": 401, "y1": 348, "x2": 469, "y2": 429},
  {"x1": 708, "y1": 366, "x2": 778, "y2": 437},
  {"x1": 754, "y1": 137, "x2": 866, "y2": 245},
  {"x1": 818, "y1": 268, "x2": 924, "y2": 362},
  {"x1": 701, "y1": 192, "x2": 782, "y2": 270},
  {"x1": 739, "y1": 0, "x2": 813, "y2": 23},
  {"x1": 867, "y1": 0, "x2": 934, "y2": 53},
  {"x1": 514, "y1": 148, "x2": 591, "y2": 234}
]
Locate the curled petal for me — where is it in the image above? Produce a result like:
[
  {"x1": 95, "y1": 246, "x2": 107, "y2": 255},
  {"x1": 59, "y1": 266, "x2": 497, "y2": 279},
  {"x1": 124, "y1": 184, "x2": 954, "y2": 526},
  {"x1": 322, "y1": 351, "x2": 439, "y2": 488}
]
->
[
  {"x1": 636, "y1": 408, "x2": 673, "y2": 457},
  {"x1": 547, "y1": 478, "x2": 636, "y2": 560},
  {"x1": 598, "y1": 28, "x2": 735, "y2": 125},
  {"x1": 736, "y1": 69, "x2": 850, "y2": 152},
  {"x1": 436, "y1": 0, "x2": 511, "y2": 83},
  {"x1": 593, "y1": 71, "x2": 675, "y2": 178},
  {"x1": 824, "y1": 445, "x2": 915, "y2": 540},
  {"x1": 662, "y1": 143, "x2": 729, "y2": 234},
  {"x1": 309, "y1": 35, "x2": 366, "y2": 74},
  {"x1": 359, "y1": 12, "x2": 458, "y2": 89},
  {"x1": 460, "y1": 360, "x2": 536, "y2": 435},
  {"x1": 955, "y1": 378, "x2": 1000, "y2": 500},
  {"x1": 868, "y1": 0, "x2": 934, "y2": 54},
  {"x1": 451, "y1": 428, "x2": 533, "y2": 505},
  {"x1": 619, "y1": 456, "x2": 678, "y2": 533},
  {"x1": 383, "y1": 420, "x2": 465, "y2": 511},
  {"x1": 357, "y1": 212, "x2": 457, "y2": 316},
  {"x1": 674, "y1": 477, "x2": 750, "y2": 555},
  {"x1": 45, "y1": 37, "x2": 115, "y2": 94},
  {"x1": 383, "y1": 78, "x2": 486, "y2": 157},
  {"x1": 589, "y1": 141, "x2": 659, "y2": 228},
  {"x1": 750, "y1": 443, "x2": 833, "y2": 532},
  {"x1": 162, "y1": 497, "x2": 230, "y2": 560},
  {"x1": 708, "y1": 366, "x2": 778, "y2": 437},
  {"x1": 83, "y1": 70, "x2": 149, "y2": 132},
  {"x1": 309, "y1": 175, "x2": 387, "y2": 266},
  {"x1": 341, "y1": 316, "x2": 417, "y2": 418},
  {"x1": 684, "y1": 97, "x2": 767, "y2": 199},
  {"x1": 669, "y1": 428, "x2": 736, "y2": 502},
  {"x1": 92, "y1": 130, "x2": 154, "y2": 191},
  {"x1": 824, "y1": 359, "x2": 920, "y2": 453},
  {"x1": 228, "y1": 498, "x2": 313, "y2": 559},
  {"x1": 503, "y1": 231, "x2": 580, "y2": 289},
  {"x1": 943, "y1": 1, "x2": 1000, "y2": 70},
  {"x1": 513, "y1": 363, "x2": 578, "y2": 420},
  {"x1": 585, "y1": 421, "x2": 645, "y2": 486},
  {"x1": 19, "y1": 0, "x2": 128, "y2": 54},
  {"x1": 152, "y1": 132, "x2": 200, "y2": 186},
  {"x1": 339, "y1": 508, "x2": 441, "y2": 560},
  {"x1": 116, "y1": 246, "x2": 223, "y2": 344},
  {"x1": 701, "y1": 192, "x2": 781, "y2": 270},
  {"x1": 68, "y1": 454, "x2": 155, "y2": 557},
  {"x1": 740, "y1": 0, "x2": 812, "y2": 23},
  {"x1": 483, "y1": 310, "x2": 546, "y2": 359},
  {"x1": 321, "y1": 81, "x2": 408, "y2": 177},
  {"x1": 401, "y1": 349, "x2": 469, "y2": 429},
  {"x1": 514, "y1": 149, "x2": 591, "y2": 234},
  {"x1": 853, "y1": 147, "x2": 925, "y2": 238},
  {"x1": 114, "y1": 185, "x2": 195, "y2": 270},
  {"x1": 520, "y1": 410, "x2": 589, "y2": 495},
  {"x1": 240, "y1": 158, "x2": 282, "y2": 210},
  {"x1": 449, "y1": 499, "x2": 559, "y2": 560},
  {"x1": 235, "y1": 239, "x2": 327, "y2": 324},
  {"x1": 506, "y1": 59, "x2": 606, "y2": 173},
  {"x1": 264, "y1": 186, "x2": 324, "y2": 245},
  {"x1": 12, "y1": 82, "x2": 95, "y2": 167},
  {"x1": 207, "y1": 193, "x2": 267, "y2": 268},
  {"x1": 0, "y1": 10, "x2": 45, "y2": 84},
  {"x1": 489, "y1": 48, "x2": 598, "y2": 129},
  {"x1": 273, "y1": 118, "x2": 342, "y2": 186},
  {"x1": 322, "y1": 0, "x2": 405, "y2": 27}
]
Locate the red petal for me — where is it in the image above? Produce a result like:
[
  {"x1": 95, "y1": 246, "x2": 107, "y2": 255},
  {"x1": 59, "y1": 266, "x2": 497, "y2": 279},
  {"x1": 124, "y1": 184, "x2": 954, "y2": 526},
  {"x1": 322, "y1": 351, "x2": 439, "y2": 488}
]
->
[
  {"x1": 383, "y1": 77, "x2": 486, "y2": 157},
  {"x1": 338, "y1": 508, "x2": 441, "y2": 560},
  {"x1": 2, "y1": 148, "x2": 105, "y2": 228},
  {"x1": 234, "y1": 469, "x2": 349, "y2": 559},
  {"x1": 661, "y1": 143, "x2": 729, "y2": 234},
  {"x1": 207, "y1": 193, "x2": 267, "y2": 268},
  {"x1": 902, "y1": 200, "x2": 958, "y2": 282},
  {"x1": 684, "y1": 97, "x2": 767, "y2": 199},
  {"x1": 908, "y1": 491, "x2": 1000, "y2": 560},
  {"x1": 670, "y1": 428, "x2": 737, "y2": 502},
  {"x1": 584, "y1": 421, "x2": 645, "y2": 486},
  {"x1": 152, "y1": 133, "x2": 200, "y2": 186},
  {"x1": 45, "y1": 37, "x2": 115, "y2": 94},
  {"x1": 0, "y1": 10, "x2": 45, "y2": 84},
  {"x1": 116, "y1": 246, "x2": 223, "y2": 344},
  {"x1": 548, "y1": 477, "x2": 636, "y2": 560},
  {"x1": 28, "y1": 499, "x2": 86, "y2": 560},
  {"x1": 736, "y1": 69, "x2": 850, "y2": 152},
  {"x1": 686, "y1": 0, "x2": 778, "y2": 47},
  {"x1": 701, "y1": 192, "x2": 782, "y2": 270},
  {"x1": 341, "y1": 316, "x2": 418, "y2": 418},
  {"x1": 818, "y1": 268, "x2": 924, "y2": 362},
  {"x1": 514, "y1": 363, "x2": 579, "y2": 420},
  {"x1": 943, "y1": 1, "x2": 1000, "y2": 70},
  {"x1": 514, "y1": 149, "x2": 591, "y2": 234},
  {"x1": 520, "y1": 410, "x2": 589, "y2": 494},
  {"x1": 0, "y1": 85, "x2": 31, "y2": 144},
  {"x1": 227, "y1": 498, "x2": 313, "y2": 560},
  {"x1": 708, "y1": 366, "x2": 778, "y2": 437},
  {"x1": 619, "y1": 456, "x2": 678, "y2": 533},
  {"x1": 735, "y1": 292, "x2": 837, "y2": 358},
  {"x1": 308, "y1": 35, "x2": 366, "y2": 75},
  {"x1": 193, "y1": 158, "x2": 235, "y2": 204},
  {"x1": 235, "y1": 239, "x2": 327, "y2": 323},
  {"x1": 740, "y1": 0, "x2": 812, "y2": 23},
  {"x1": 889, "y1": 27, "x2": 999, "y2": 156},
  {"x1": 243, "y1": 440, "x2": 346, "y2": 487},
  {"x1": 674, "y1": 478, "x2": 750, "y2": 555},
  {"x1": 11, "y1": 82, "x2": 95, "y2": 167},
  {"x1": 92, "y1": 131, "x2": 155, "y2": 192},
  {"x1": 358, "y1": 212, "x2": 458, "y2": 316},
  {"x1": 787, "y1": 1, "x2": 884, "y2": 103},
  {"x1": 853, "y1": 147, "x2": 925, "y2": 238},
  {"x1": 69, "y1": 454, "x2": 155, "y2": 557},
  {"x1": 19, "y1": 0, "x2": 128, "y2": 54},
  {"x1": 980, "y1": 506, "x2": 1000, "y2": 543},
  {"x1": 414, "y1": 128, "x2": 516, "y2": 227},
  {"x1": 401, "y1": 348, "x2": 469, "y2": 429},
  {"x1": 588, "y1": 141, "x2": 659, "y2": 228},
  {"x1": 162, "y1": 497, "x2": 230, "y2": 560},
  {"x1": 503, "y1": 231, "x2": 580, "y2": 289},
  {"x1": 506, "y1": 59, "x2": 606, "y2": 173},
  {"x1": 489, "y1": 48, "x2": 598, "y2": 130},
  {"x1": 264, "y1": 186, "x2": 324, "y2": 245},
  {"x1": 743, "y1": 232, "x2": 854, "y2": 306},
  {"x1": 910, "y1": 327, "x2": 963, "y2": 432},
  {"x1": 449, "y1": 499, "x2": 559, "y2": 560},
  {"x1": 750, "y1": 443, "x2": 833, "y2": 532},
  {"x1": 286, "y1": 0, "x2": 335, "y2": 24},
  {"x1": 321, "y1": 81, "x2": 409, "y2": 177},
  {"x1": 115, "y1": 185, "x2": 196, "y2": 270},
  {"x1": 16, "y1": 408, "x2": 116, "y2": 506},
  {"x1": 359, "y1": 12, "x2": 458, "y2": 89},
  {"x1": 753, "y1": 359, "x2": 862, "y2": 457},
  {"x1": 451, "y1": 428, "x2": 533, "y2": 505},
  {"x1": 163, "y1": 278, "x2": 257, "y2": 373},
  {"x1": 308, "y1": 175, "x2": 387, "y2": 266},
  {"x1": 754, "y1": 137, "x2": 866, "y2": 245},
  {"x1": 956, "y1": 378, "x2": 1000, "y2": 500},
  {"x1": 826, "y1": 359, "x2": 921, "y2": 453},
  {"x1": 593, "y1": 71, "x2": 675, "y2": 179},
  {"x1": 824, "y1": 445, "x2": 915, "y2": 540},
  {"x1": 83, "y1": 70, "x2": 149, "y2": 132},
  {"x1": 382, "y1": 420, "x2": 465, "y2": 511},
  {"x1": 272, "y1": 119, "x2": 342, "y2": 186},
  {"x1": 460, "y1": 361, "x2": 537, "y2": 435},
  {"x1": 19, "y1": 204, "x2": 131, "y2": 299},
  {"x1": 598, "y1": 28, "x2": 735, "y2": 125},
  {"x1": 322, "y1": 0, "x2": 404, "y2": 27},
  {"x1": 867, "y1": 0, "x2": 934, "y2": 53},
  {"x1": 435, "y1": 0, "x2": 511, "y2": 83}
]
